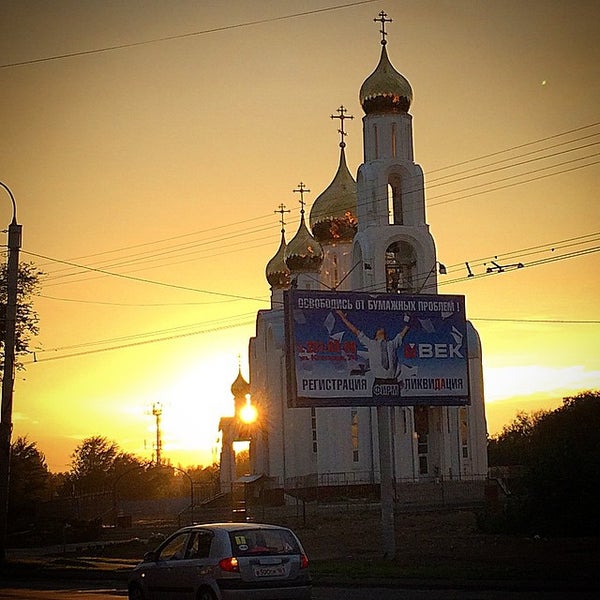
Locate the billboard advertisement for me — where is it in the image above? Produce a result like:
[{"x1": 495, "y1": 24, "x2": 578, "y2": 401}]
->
[{"x1": 285, "y1": 290, "x2": 470, "y2": 407}]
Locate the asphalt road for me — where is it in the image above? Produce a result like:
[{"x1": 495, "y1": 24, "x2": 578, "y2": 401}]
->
[{"x1": 0, "y1": 583, "x2": 597, "y2": 600}]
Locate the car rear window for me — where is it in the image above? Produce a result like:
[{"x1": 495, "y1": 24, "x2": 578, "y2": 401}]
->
[{"x1": 229, "y1": 528, "x2": 300, "y2": 556}]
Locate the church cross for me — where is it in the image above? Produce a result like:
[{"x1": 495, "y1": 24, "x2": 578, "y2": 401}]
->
[
  {"x1": 374, "y1": 10, "x2": 392, "y2": 45},
  {"x1": 331, "y1": 105, "x2": 354, "y2": 148},
  {"x1": 293, "y1": 182, "x2": 310, "y2": 215},
  {"x1": 274, "y1": 203, "x2": 290, "y2": 232}
]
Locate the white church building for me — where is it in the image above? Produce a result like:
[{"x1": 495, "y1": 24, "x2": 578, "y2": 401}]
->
[{"x1": 219, "y1": 14, "x2": 488, "y2": 504}]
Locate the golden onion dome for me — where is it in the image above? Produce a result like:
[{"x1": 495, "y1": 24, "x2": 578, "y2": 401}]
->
[
  {"x1": 265, "y1": 231, "x2": 291, "y2": 289},
  {"x1": 285, "y1": 212, "x2": 324, "y2": 273},
  {"x1": 310, "y1": 148, "x2": 358, "y2": 244},
  {"x1": 359, "y1": 44, "x2": 412, "y2": 114},
  {"x1": 230, "y1": 368, "x2": 250, "y2": 399}
]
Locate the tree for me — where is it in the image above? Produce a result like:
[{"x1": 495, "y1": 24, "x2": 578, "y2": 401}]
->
[
  {"x1": 8, "y1": 436, "x2": 50, "y2": 526},
  {"x1": 69, "y1": 436, "x2": 120, "y2": 494},
  {"x1": 0, "y1": 261, "x2": 42, "y2": 375},
  {"x1": 484, "y1": 391, "x2": 600, "y2": 536},
  {"x1": 487, "y1": 410, "x2": 547, "y2": 467},
  {"x1": 524, "y1": 391, "x2": 600, "y2": 535}
]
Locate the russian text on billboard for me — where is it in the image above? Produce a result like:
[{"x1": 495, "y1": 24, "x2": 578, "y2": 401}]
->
[{"x1": 285, "y1": 290, "x2": 470, "y2": 408}]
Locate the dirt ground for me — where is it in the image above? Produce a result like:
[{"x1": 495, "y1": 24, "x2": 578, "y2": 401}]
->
[{"x1": 280, "y1": 507, "x2": 599, "y2": 584}]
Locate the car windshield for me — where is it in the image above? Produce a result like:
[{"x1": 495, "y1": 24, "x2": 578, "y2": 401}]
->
[{"x1": 229, "y1": 528, "x2": 300, "y2": 556}]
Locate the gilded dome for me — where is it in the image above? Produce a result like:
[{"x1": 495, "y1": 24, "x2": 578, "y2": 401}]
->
[
  {"x1": 265, "y1": 231, "x2": 291, "y2": 289},
  {"x1": 310, "y1": 148, "x2": 358, "y2": 244},
  {"x1": 230, "y1": 368, "x2": 250, "y2": 399},
  {"x1": 359, "y1": 44, "x2": 412, "y2": 114},
  {"x1": 285, "y1": 212, "x2": 324, "y2": 273}
]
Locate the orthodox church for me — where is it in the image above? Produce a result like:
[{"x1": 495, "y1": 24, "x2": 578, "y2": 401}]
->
[{"x1": 219, "y1": 14, "x2": 488, "y2": 501}]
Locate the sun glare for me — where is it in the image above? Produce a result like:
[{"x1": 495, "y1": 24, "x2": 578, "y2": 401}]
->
[
  {"x1": 139, "y1": 355, "x2": 241, "y2": 467},
  {"x1": 239, "y1": 397, "x2": 258, "y2": 424}
]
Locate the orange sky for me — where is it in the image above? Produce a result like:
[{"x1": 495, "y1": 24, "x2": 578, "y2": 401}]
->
[{"x1": 1, "y1": 1, "x2": 598, "y2": 472}]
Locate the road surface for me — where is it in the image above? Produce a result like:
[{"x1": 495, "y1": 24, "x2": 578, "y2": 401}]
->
[{"x1": 0, "y1": 583, "x2": 597, "y2": 599}]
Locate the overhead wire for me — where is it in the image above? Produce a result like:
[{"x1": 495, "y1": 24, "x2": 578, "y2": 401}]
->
[
  {"x1": 28, "y1": 233, "x2": 599, "y2": 364},
  {"x1": 34, "y1": 124, "x2": 600, "y2": 289},
  {"x1": 0, "y1": 1, "x2": 379, "y2": 69}
]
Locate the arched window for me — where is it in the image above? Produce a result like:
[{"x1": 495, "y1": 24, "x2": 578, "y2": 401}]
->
[
  {"x1": 373, "y1": 124, "x2": 379, "y2": 159},
  {"x1": 388, "y1": 173, "x2": 403, "y2": 224},
  {"x1": 385, "y1": 241, "x2": 416, "y2": 293},
  {"x1": 332, "y1": 253, "x2": 339, "y2": 288}
]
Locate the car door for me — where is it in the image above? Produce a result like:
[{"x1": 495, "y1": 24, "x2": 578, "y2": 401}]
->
[
  {"x1": 143, "y1": 530, "x2": 195, "y2": 600},
  {"x1": 174, "y1": 529, "x2": 217, "y2": 594}
]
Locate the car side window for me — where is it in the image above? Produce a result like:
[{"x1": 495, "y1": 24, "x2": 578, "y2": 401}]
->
[
  {"x1": 157, "y1": 532, "x2": 190, "y2": 561},
  {"x1": 186, "y1": 530, "x2": 213, "y2": 559}
]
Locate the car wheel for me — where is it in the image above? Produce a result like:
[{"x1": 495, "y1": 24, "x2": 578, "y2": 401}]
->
[
  {"x1": 128, "y1": 584, "x2": 145, "y2": 600},
  {"x1": 196, "y1": 588, "x2": 217, "y2": 600}
]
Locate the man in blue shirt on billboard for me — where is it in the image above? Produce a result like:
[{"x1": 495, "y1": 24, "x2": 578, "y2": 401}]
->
[{"x1": 336, "y1": 310, "x2": 411, "y2": 399}]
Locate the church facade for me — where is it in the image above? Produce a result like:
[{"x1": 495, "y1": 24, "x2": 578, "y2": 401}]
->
[{"x1": 219, "y1": 15, "x2": 488, "y2": 500}]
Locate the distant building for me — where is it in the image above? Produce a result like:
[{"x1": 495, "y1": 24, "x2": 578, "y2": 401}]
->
[{"x1": 219, "y1": 15, "x2": 488, "y2": 502}]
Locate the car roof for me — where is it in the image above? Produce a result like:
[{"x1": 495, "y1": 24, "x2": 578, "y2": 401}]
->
[{"x1": 180, "y1": 523, "x2": 292, "y2": 533}]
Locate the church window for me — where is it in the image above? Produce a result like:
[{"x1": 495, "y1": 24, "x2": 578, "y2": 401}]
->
[
  {"x1": 415, "y1": 406, "x2": 429, "y2": 476},
  {"x1": 373, "y1": 124, "x2": 379, "y2": 159},
  {"x1": 385, "y1": 241, "x2": 416, "y2": 293},
  {"x1": 460, "y1": 407, "x2": 469, "y2": 459},
  {"x1": 332, "y1": 254, "x2": 339, "y2": 288},
  {"x1": 391, "y1": 123, "x2": 397, "y2": 157},
  {"x1": 388, "y1": 174, "x2": 403, "y2": 224},
  {"x1": 311, "y1": 407, "x2": 318, "y2": 453},
  {"x1": 351, "y1": 409, "x2": 359, "y2": 462}
]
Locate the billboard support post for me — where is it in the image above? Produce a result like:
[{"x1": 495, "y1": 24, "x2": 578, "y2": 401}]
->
[
  {"x1": 284, "y1": 289, "x2": 472, "y2": 560},
  {"x1": 377, "y1": 405, "x2": 395, "y2": 559}
]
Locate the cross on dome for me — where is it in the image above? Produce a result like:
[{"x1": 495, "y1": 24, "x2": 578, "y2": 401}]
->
[
  {"x1": 330, "y1": 105, "x2": 354, "y2": 148},
  {"x1": 293, "y1": 182, "x2": 311, "y2": 215},
  {"x1": 374, "y1": 10, "x2": 392, "y2": 45},
  {"x1": 274, "y1": 203, "x2": 291, "y2": 233}
]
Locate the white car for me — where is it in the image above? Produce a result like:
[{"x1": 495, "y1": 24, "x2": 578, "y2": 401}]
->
[{"x1": 128, "y1": 522, "x2": 312, "y2": 600}]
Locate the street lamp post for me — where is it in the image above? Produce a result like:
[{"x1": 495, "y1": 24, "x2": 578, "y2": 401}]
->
[{"x1": 0, "y1": 181, "x2": 22, "y2": 562}]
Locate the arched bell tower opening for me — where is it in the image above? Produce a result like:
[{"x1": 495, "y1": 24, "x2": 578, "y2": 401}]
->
[
  {"x1": 387, "y1": 174, "x2": 403, "y2": 225},
  {"x1": 385, "y1": 240, "x2": 416, "y2": 293}
]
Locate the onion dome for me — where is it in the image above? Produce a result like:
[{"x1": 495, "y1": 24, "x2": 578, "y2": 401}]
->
[
  {"x1": 310, "y1": 147, "x2": 357, "y2": 244},
  {"x1": 230, "y1": 368, "x2": 250, "y2": 399},
  {"x1": 265, "y1": 230, "x2": 291, "y2": 288},
  {"x1": 285, "y1": 210, "x2": 323, "y2": 273},
  {"x1": 359, "y1": 43, "x2": 413, "y2": 114}
]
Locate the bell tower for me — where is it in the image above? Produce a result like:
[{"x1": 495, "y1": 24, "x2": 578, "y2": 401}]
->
[{"x1": 352, "y1": 13, "x2": 438, "y2": 295}]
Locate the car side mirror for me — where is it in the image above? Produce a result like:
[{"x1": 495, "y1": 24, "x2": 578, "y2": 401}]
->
[{"x1": 143, "y1": 551, "x2": 157, "y2": 563}]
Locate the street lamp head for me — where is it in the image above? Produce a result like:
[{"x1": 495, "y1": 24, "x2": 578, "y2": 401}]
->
[{"x1": 0, "y1": 181, "x2": 17, "y2": 224}]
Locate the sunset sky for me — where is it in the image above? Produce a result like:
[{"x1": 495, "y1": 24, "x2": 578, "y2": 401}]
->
[{"x1": 1, "y1": 1, "x2": 598, "y2": 472}]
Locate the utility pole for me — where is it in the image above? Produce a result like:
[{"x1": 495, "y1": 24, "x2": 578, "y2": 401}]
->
[
  {"x1": 152, "y1": 402, "x2": 163, "y2": 467},
  {"x1": 0, "y1": 182, "x2": 21, "y2": 563}
]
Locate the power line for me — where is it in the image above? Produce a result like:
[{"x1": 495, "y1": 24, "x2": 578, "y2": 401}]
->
[
  {"x1": 27, "y1": 239, "x2": 599, "y2": 363},
  {"x1": 40, "y1": 124, "x2": 600, "y2": 284},
  {"x1": 22, "y1": 249, "x2": 270, "y2": 304},
  {"x1": 0, "y1": 1, "x2": 378, "y2": 69},
  {"x1": 33, "y1": 124, "x2": 599, "y2": 287},
  {"x1": 471, "y1": 318, "x2": 599, "y2": 324},
  {"x1": 26, "y1": 318, "x2": 257, "y2": 364},
  {"x1": 426, "y1": 122, "x2": 600, "y2": 174}
]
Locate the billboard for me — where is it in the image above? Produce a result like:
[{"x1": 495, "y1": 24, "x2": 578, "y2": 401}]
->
[{"x1": 285, "y1": 290, "x2": 470, "y2": 407}]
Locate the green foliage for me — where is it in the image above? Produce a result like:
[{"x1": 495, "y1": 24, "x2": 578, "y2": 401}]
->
[
  {"x1": 69, "y1": 436, "x2": 121, "y2": 494},
  {"x1": 8, "y1": 436, "x2": 50, "y2": 525},
  {"x1": 487, "y1": 410, "x2": 547, "y2": 466},
  {"x1": 0, "y1": 261, "x2": 43, "y2": 373},
  {"x1": 64, "y1": 436, "x2": 220, "y2": 500},
  {"x1": 484, "y1": 391, "x2": 600, "y2": 536}
]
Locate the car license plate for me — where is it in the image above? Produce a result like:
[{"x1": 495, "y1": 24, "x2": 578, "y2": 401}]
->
[{"x1": 254, "y1": 565, "x2": 285, "y2": 577}]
